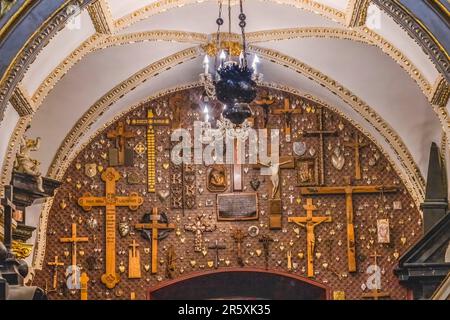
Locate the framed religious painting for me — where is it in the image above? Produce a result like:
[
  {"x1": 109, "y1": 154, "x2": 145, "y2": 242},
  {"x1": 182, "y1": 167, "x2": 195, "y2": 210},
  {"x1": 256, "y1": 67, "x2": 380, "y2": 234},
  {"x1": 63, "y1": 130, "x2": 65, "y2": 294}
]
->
[
  {"x1": 296, "y1": 157, "x2": 319, "y2": 186},
  {"x1": 217, "y1": 193, "x2": 259, "y2": 221}
]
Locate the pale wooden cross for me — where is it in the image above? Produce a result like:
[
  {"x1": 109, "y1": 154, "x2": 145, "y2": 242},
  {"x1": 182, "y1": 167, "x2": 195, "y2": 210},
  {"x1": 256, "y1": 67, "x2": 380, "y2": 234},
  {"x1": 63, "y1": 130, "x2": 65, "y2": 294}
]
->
[
  {"x1": 232, "y1": 229, "x2": 247, "y2": 267},
  {"x1": 184, "y1": 214, "x2": 216, "y2": 252},
  {"x1": 78, "y1": 167, "x2": 144, "y2": 289},
  {"x1": 259, "y1": 235, "x2": 274, "y2": 270},
  {"x1": 130, "y1": 109, "x2": 170, "y2": 192},
  {"x1": 128, "y1": 240, "x2": 141, "y2": 279},
  {"x1": 47, "y1": 255, "x2": 64, "y2": 290},
  {"x1": 288, "y1": 198, "x2": 332, "y2": 278},
  {"x1": 232, "y1": 138, "x2": 244, "y2": 192},
  {"x1": 303, "y1": 107, "x2": 337, "y2": 185},
  {"x1": 208, "y1": 240, "x2": 226, "y2": 269},
  {"x1": 107, "y1": 121, "x2": 136, "y2": 166},
  {"x1": 272, "y1": 98, "x2": 302, "y2": 142},
  {"x1": 344, "y1": 133, "x2": 368, "y2": 180},
  {"x1": 253, "y1": 152, "x2": 295, "y2": 229},
  {"x1": 59, "y1": 223, "x2": 88, "y2": 287},
  {"x1": 300, "y1": 178, "x2": 397, "y2": 273},
  {"x1": 134, "y1": 208, "x2": 175, "y2": 274}
]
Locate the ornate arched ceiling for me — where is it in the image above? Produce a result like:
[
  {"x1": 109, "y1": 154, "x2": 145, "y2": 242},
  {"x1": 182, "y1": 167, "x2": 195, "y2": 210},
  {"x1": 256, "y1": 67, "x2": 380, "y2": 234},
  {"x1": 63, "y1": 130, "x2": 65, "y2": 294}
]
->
[{"x1": 1, "y1": 0, "x2": 449, "y2": 209}]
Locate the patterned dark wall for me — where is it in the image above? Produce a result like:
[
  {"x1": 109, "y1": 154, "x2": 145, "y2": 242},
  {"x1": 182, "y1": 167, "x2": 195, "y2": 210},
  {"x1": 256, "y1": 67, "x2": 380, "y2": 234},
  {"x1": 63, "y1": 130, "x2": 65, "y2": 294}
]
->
[{"x1": 35, "y1": 87, "x2": 423, "y2": 300}]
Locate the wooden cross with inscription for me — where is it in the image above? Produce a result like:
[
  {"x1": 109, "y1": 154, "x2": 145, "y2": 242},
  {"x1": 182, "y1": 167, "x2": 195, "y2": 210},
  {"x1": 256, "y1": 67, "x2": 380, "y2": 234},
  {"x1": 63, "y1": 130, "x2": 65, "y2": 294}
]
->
[
  {"x1": 254, "y1": 152, "x2": 295, "y2": 229},
  {"x1": 259, "y1": 235, "x2": 274, "y2": 270},
  {"x1": 344, "y1": 133, "x2": 368, "y2": 180},
  {"x1": 130, "y1": 109, "x2": 170, "y2": 192},
  {"x1": 232, "y1": 229, "x2": 247, "y2": 267},
  {"x1": 107, "y1": 121, "x2": 136, "y2": 166},
  {"x1": 78, "y1": 167, "x2": 144, "y2": 289},
  {"x1": 272, "y1": 98, "x2": 302, "y2": 142},
  {"x1": 47, "y1": 256, "x2": 64, "y2": 290},
  {"x1": 303, "y1": 107, "x2": 337, "y2": 185},
  {"x1": 208, "y1": 240, "x2": 226, "y2": 269},
  {"x1": 362, "y1": 250, "x2": 391, "y2": 300},
  {"x1": 288, "y1": 198, "x2": 332, "y2": 278},
  {"x1": 134, "y1": 208, "x2": 175, "y2": 274},
  {"x1": 59, "y1": 223, "x2": 88, "y2": 287},
  {"x1": 300, "y1": 179, "x2": 398, "y2": 272}
]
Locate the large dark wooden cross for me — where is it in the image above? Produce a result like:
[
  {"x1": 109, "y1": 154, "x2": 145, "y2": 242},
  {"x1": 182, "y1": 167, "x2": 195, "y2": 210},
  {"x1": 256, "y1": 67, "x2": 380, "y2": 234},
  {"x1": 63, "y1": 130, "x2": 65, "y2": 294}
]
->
[
  {"x1": 208, "y1": 240, "x2": 226, "y2": 269},
  {"x1": 272, "y1": 98, "x2": 302, "y2": 142},
  {"x1": 107, "y1": 121, "x2": 136, "y2": 166}
]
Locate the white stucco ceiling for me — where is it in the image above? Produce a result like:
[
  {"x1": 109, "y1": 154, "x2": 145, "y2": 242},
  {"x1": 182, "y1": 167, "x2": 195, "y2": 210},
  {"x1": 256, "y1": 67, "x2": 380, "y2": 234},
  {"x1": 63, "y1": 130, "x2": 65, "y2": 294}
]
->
[{"x1": 3, "y1": 0, "x2": 445, "y2": 189}]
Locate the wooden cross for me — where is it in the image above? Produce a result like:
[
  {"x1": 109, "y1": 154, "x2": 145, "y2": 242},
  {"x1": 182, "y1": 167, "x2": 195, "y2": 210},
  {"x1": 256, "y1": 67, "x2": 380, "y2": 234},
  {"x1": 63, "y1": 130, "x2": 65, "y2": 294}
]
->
[
  {"x1": 184, "y1": 215, "x2": 216, "y2": 252},
  {"x1": 303, "y1": 107, "x2": 337, "y2": 185},
  {"x1": 254, "y1": 94, "x2": 275, "y2": 128},
  {"x1": 107, "y1": 121, "x2": 136, "y2": 166},
  {"x1": 47, "y1": 256, "x2": 64, "y2": 290},
  {"x1": 288, "y1": 198, "x2": 332, "y2": 278},
  {"x1": 344, "y1": 133, "x2": 368, "y2": 180},
  {"x1": 130, "y1": 109, "x2": 170, "y2": 192},
  {"x1": 166, "y1": 245, "x2": 176, "y2": 279},
  {"x1": 78, "y1": 167, "x2": 144, "y2": 289},
  {"x1": 80, "y1": 272, "x2": 89, "y2": 301},
  {"x1": 128, "y1": 240, "x2": 141, "y2": 279},
  {"x1": 300, "y1": 180, "x2": 397, "y2": 272},
  {"x1": 254, "y1": 153, "x2": 295, "y2": 229},
  {"x1": 232, "y1": 229, "x2": 247, "y2": 267},
  {"x1": 272, "y1": 98, "x2": 302, "y2": 142},
  {"x1": 259, "y1": 235, "x2": 274, "y2": 270},
  {"x1": 362, "y1": 251, "x2": 390, "y2": 300},
  {"x1": 134, "y1": 208, "x2": 175, "y2": 274},
  {"x1": 208, "y1": 240, "x2": 226, "y2": 269},
  {"x1": 59, "y1": 223, "x2": 88, "y2": 287}
]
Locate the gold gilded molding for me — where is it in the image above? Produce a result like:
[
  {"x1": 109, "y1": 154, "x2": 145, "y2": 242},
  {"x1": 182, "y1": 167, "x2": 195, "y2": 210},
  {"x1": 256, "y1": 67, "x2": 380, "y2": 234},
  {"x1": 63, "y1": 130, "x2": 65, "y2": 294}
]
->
[
  {"x1": 0, "y1": 115, "x2": 32, "y2": 196},
  {"x1": 12, "y1": 240, "x2": 33, "y2": 259},
  {"x1": 32, "y1": 81, "x2": 424, "y2": 268},
  {"x1": 47, "y1": 46, "x2": 200, "y2": 179},
  {"x1": 345, "y1": 0, "x2": 370, "y2": 27},
  {"x1": 9, "y1": 84, "x2": 35, "y2": 116},
  {"x1": 31, "y1": 31, "x2": 207, "y2": 106},
  {"x1": 430, "y1": 75, "x2": 450, "y2": 107},
  {"x1": 87, "y1": 0, "x2": 115, "y2": 34},
  {"x1": 113, "y1": 0, "x2": 346, "y2": 32},
  {"x1": 249, "y1": 44, "x2": 425, "y2": 198}
]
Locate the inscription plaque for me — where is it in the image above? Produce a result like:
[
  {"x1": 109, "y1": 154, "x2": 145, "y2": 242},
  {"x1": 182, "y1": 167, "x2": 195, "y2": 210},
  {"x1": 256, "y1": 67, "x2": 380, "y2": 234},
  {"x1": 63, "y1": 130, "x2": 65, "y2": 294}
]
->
[{"x1": 217, "y1": 193, "x2": 258, "y2": 221}]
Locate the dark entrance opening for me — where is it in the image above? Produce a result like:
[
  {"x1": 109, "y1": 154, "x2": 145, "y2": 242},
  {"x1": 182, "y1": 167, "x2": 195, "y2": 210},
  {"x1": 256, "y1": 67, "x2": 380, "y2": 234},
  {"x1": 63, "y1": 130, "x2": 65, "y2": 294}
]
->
[{"x1": 148, "y1": 268, "x2": 330, "y2": 300}]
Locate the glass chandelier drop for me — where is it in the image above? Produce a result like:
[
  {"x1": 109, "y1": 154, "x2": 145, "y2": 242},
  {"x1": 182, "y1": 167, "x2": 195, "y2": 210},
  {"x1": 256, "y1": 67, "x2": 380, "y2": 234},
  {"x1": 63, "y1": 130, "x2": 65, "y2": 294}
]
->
[{"x1": 200, "y1": 0, "x2": 263, "y2": 132}]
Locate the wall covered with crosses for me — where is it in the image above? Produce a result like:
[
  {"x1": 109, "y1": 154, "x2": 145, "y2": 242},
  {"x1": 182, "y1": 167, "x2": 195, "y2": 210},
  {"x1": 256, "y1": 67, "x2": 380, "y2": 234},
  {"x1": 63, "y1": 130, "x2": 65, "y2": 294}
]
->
[{"x1": 34, "y1": 86, "x2": 423, "y2": 300}]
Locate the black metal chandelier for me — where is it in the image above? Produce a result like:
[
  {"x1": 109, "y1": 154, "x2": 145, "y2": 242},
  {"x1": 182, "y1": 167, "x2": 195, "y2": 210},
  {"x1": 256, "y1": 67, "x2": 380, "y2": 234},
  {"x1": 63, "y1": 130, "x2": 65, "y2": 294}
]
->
[{"x1": 200, "y1": 0, "x2": 262, "y2": 126}]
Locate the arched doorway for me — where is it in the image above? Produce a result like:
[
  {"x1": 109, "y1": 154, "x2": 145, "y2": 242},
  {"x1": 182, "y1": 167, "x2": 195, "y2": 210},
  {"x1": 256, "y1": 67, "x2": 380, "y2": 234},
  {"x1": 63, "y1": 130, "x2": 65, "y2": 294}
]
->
[{"x1": 147, "y1": 268, "x2": 330, "y2": 300}]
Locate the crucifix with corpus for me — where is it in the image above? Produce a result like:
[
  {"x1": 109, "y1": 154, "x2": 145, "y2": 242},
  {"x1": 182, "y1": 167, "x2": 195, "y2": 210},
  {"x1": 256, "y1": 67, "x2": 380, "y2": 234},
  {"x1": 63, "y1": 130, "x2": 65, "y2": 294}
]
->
[
  {"x1": 300, "y1": 177, "x2": 398, "y2": 272},
  {"x1": 130, "y1": 109, "x2": 170, "y2": 192},
  {"x1": 59, "y1": 223, "x2": 89, "y2": 288},
  {"x1": 344, "y1": 133, "x2": 368, "y2": 180},
  {"x1": 78, "y1": 167, "x2": 144, "y2": 289},
  {"x1": 303, "y1": 107, "x2": 337, "y2": 185},
  {"x1": 254, "y1": 92, "x2": 275, "y2": 128},
  {"x1": 134, "y1": 208, "x2": 175, "y2": 274},
  {"x1": 253, "y1": 131, "x2": 295, "y2": 229},
  {"x1": 272, "y1": 98, "x2": 302, "y2": 142},
  {"x1": 107, "y1": 121, "x2": 136, "y2": 167},
  {"x1": 288, "y1": 198, "x2": 332, "y2": 278}
]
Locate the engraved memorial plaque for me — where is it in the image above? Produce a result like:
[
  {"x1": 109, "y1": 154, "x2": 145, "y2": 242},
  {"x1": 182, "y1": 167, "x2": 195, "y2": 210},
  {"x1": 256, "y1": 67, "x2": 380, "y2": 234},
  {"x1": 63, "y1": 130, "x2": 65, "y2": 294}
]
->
[{"x1": 217, "y1": 193, "x2": 258, "y2": 221}]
